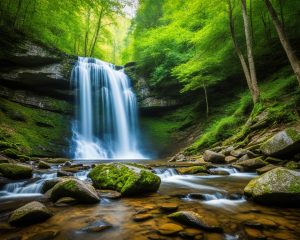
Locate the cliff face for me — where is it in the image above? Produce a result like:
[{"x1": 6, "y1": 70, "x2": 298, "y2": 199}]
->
[{"x1": 0, "y1": 33, "x2": 75, "y2": 158}]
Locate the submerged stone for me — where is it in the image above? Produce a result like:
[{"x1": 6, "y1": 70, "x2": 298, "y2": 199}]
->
[
  {"x1": 88, "y1": 163, "x2": 161, "y2": 196},
  {"x1": 50, "y1": 178, "x2": 100, "y2": 204},
  {"x1": 0, "y1": 163, "x2": 32, "y2": 179},
  {"x1": 81, "y1": 220, "x2": 112, "y2": 233},
  {"x1": 244, "y1": 167, "x2": 300, "y2": 205},
  {"x1": 260, "y1": 128, "x2": 300, "y2": 156},
  {"x1": 158, "y1": 223, "x2": 183, "y2": 235},
  {"x1": 9, "y1": 201, "x2": 52, "y2": 227}
]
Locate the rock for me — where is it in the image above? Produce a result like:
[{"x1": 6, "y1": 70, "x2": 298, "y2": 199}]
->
[
  {"x1": 50, "y1": 178, "x2": 100, "y2": 204},
  {"x1": 97, "y1": 190, "x2": 121, "y2": 199},
  {"x1": 133, "y1": 213, "x2": 153, "y2": 222},
  {"x1": 260, "y1": 128, "x2": 300, "y2": 156},
  {"x1": 179, "y1": 228, "x2": 203, "y2": 238},
  {"x1": 221, "y1": 146, "x2": 234, "y2": 156},
  {"x1": 9, "y1": 201, "x2": 52, "y2": 227},
  {"x1": 256, "y1": 164, "x2": 278, "y2": 175},
  {"x1": 0, "y1": 163, "x2": 32, "y2": 179},
  {"x1": 186, "y1": 193, "x2": 208, "y2": 200},
  {"x1": 57, "y1": 170, "x2": 73, "y2": 177},
  {"x1": 169, "y1": 153, "x2": 189, "y2": 162},
  {"x1": 158, "y1": 223, "x2": 183, "y2": 235},
  {"x1": 63, "y1": 161, "x2": 72, "y2": 167},
  {"x1": 160, "y1": 203, "x2": 179, "y2": 212},
  {"x1": 208, "y1": 169, "x2": 230, "y2": 175},
  {"x1": 265, "y1": 156, "x2": 283, "y2": 164},
  {"x1": 244, "y1": 167, "x2": 300, "y2": 205},
  {"x1": 293, "y1": 153, "x2": 300, "y2": 161},
  {"x1": 233, "y1": 157, "x2": 267, "y2": 171},
  {"x1": 26, "y1": 231, "x2": 59, "y2": 240},
  {"x1": 168, "y1": 211, "x2": 222, "y2": 232},
  {"x1": 176, "y1": 166, "x2": 207, "y2": 175},
  {"x1": 38, "y1": 161, "x2": 51, "y2": 169},
  {"x1": 244, "y1": 227, "x2": 266, "y2": 239},
  {"x1": 44, "y1": 158, "x2": 70, "y2": 164},
  {"x1": 0, "y1": 176, "x2": 11, "y2": 187},
  {"x1": 88, "y1": 163, "x2": 161, "y2": 196},
  {"x1": 203, "y1": 150, "x2": 225, "y2": 164},
  {"x1": 41, "y1": 178, "x2": 64, "y2": 193},
  {"x1": 238, "y1": 154, "x2": 250, "y2": 162},
  {"x1": 230, "y1": 149, "x2": 248, "y2": 158},
  {"x1": 285, "y1": 161, "x2": 298, "y2": 170},
  {"x1": 225, "y1": 156, "x2": 237, "y2": 164},
  {"x1": 54, "y1": 197, "x2": 77, "y2": 206},
  {"x1": 81, "y1": 220, "x2": 112, "y2": 233}
]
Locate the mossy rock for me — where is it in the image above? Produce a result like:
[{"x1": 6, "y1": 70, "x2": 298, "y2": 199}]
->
[
  {"x1": 233, "y1": 157, "x2": 267, "y2": 171},
  {"x1": 88, "y1": 163, "x2": 161, "y2": 196},
  {"x1": 244, "y1": 167, "x2": 300, "y2": 206},
  {"x1": 176, "y1": 166, "x2": 207, "y2": 175},
  {"x1": 260, "y1": 128, "x2": 300, "y2": 157},
  {"x1": 0, "y1": 163, "x2": 32, "y2": 179},
  {"x1": 50, "y1": 178, "x2": 100, "y2": 204},
  {"x1": 285, "y1": 161, "x2": 298, "y2": 170},
  {"x1": 9, "y1": 201, "x2": 52, "y2": 227},
  {"x1": 0, "y1": 148, "x2": 21, "y2": 158},
  {"x1": 38, "y1": 160, "x2": 51, "y2": 169}
]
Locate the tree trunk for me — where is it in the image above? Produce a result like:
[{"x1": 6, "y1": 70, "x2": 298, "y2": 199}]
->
[
  {"x1": 203, "y1": 82, "x2": 209, "y2": 118},
  {"x1": 241, "y1": 0, "x2": 260, "y2": 103},
  {"x1": 13, "y1": 0, "x2": 23, "y2": 29},
  {"x1": 228, "y1": 0, "x2": 255, "y2": 101},
  {"x1": 89, "y1": 7, "x2": 104, "y2": 57},
  {"x1": 278, "y1": 0, "x2": 285, "y2": 31},
  {"x1": 249, "y1": 0, "x2": 255, "y2": 45},
  {"x1": 84, "y1": 7, "x2": 91, "y2": 57},
  {"x1": 265, "y1": 0, "x2": 300, "y2": 86}
]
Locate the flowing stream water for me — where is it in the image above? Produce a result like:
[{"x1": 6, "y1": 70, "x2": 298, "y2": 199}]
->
[{"x1": 71, "y1": 57, "x2": 146, "y2": 160}]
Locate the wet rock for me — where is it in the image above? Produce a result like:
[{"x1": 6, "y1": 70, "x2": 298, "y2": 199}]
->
[
  {"x1": 57, "y1": 170, "x2": 73, "y2": 177},
  {"x1": 168, "y1": 211, "x2": 222, "y2": 232},
  {"x1": 285, "y1": 161, "x2": 298, "y2": 170},
  {"x1": 26, "y1": 231, "x2": 59, "y2": 240},
  {"x1": 256, "y1": 164, "x2": 278, "y2": 175},
  {"x1": 176, "y1": 166, "x2": 207, "y2": 175},
  {"x1": 238, "y1": 154, "x2": 250, "y2": 162},
  {"x1": 230, "y1": 149, "x2": 248, "y2": 158},
  {"x1": 133, "y1": 213, "x2": 153, "y2": 222},
  {"x1": 88, "y1": 163, "x2": 161, "y2": 196},
  {"x1": 54, "y1": 197, "x2": 77, "y2": 206},
  {"x1": 244, "y1": 167, "x2": 300, "y2": 205},
  {"x1": 233, "y1": 157, "x2": 267, "y2": 171},
  {"x1": 9, "y1": 201, "x2": 52, "y2": 227},
  {"x1": 265, "y1": 156, "x2": 283, "y2": 164},
  {"x1": 203, "y1": 150, "x2": 225, "y2": 164},
  {"x1": 0, "y1": 176, "x2": 11, "y2": 187},
  {"x1": 0, "y1": 222, "x2": 14, "y2": 233},
  {"x1": 228, "y1": 192, "x2": 243, "y2": 200},
  {"x1": 60, "y1": 167, "x2": 81, "y2": 173},
  {"x1": 225, "y1": 156, "x2": 237, "y2": 164},
  {"x1": 160, "y1": 203, "x2": 179, "y2": 212},
  {"x1": 97, "y1": 190, "x2": 121, "y2": 199},
  {"x1": 0, "y1": 163, "x2": 32, "y2": 179},
  {"x1": 44, "y1": 158, "x2": 70, "y2": 164},
  {"x1": 179, "y1": 228, "x2": 203, "y2": 238},
  {"x1": 187, "y1": 193, "x2": 208, "y2": 200},
  {"x1": 260, "y1": 128, "x2": 300, "y2": 157},
  {"x1": 42, "y1": 178, "x2": 64, "y2": 193},
  {"x1": 208, "y1": 169, "x2": 230, "y2": 175},
  {"x1": 221, "y1": 146, "x2": 234, "y2": 156},
  {"x1": 63, "y1": 161, "x2": 72, "y2": 167},
  {"x1": 244, "y1": 227, "x2": 266, "y2": 239},
  {"x1": 50, "y1": 178, "x2": 100, "y2": 204},
  {"x1": 81, "y1": 220, "x2": 112, "y2": 233},
  {"x1": 38, "y1": 161, "x2": 51, "y2": 169},
  {"x1": 158, "y1": 223, "x2": 183, "y2": 235}
]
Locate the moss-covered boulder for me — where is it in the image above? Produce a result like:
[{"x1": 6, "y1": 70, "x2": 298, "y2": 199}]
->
[
  {"x1": 0, "y1": 163, "x2": 32, "y2": 179},
  {"x1": 285, "y1": 161, "x2": 298, "y2": 170},
  {"x1": 38, "y1": 161, "x2": 51, "y2": 169},
  {"x1": 50, "y1": 178, "x2": 100, "y2": 204},
  {"x1": 260, "y1": 128, "x2": 300, "y2": 157},
  {"x1": 244, "y1": 167, "x2": 300, "y2": 205},
  {"x1": 88, "y1": 163, "x2": 161, "y2": 196},
  {"x1": 176, "y1": 166, "x2": 207, "y2": 175},
  {"x1": 233, "y1": 157, "x2": 267, "y2": 171},
  {"x1": 9, "y1": 201, "x2": 52, "y2": 227}
]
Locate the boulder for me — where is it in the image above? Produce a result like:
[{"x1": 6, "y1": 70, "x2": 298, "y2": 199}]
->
[
  {"x1": 168, "y1": 211, "x2": 222, "y2": 232},
  {"x1": 38, "y1": 161, "x2": 51, "y2": 169},
  {"x1": 230, "y1": 149, "x2": 248, "y2": 158},
  {"x1": 9, "y1": 201, "x2": 52, "y2": 226},
  {"x1": 260, "y1": 128, "x2": 300, "y2": 156},
  {"x1": 88, "y1": 163, "x2": 161, "y2": 196},
  {"x1": 57, "y1": 170, "x2": 73, "y2": 177},
  {"x1": 203, "y1": 150, "x2": 225, "y2": 164},
  {"x1": 50, "y1": 178, "x2": 100, "y2": 204},
  {"x1": 0, "y1": 163, "x2": 32, "y2": 179},
  {"x1": 225, "y1": 156, "x2": 237, "y2": 164},
  {"x1": 176, "y1": 166, "x2": 207, "y2": 175},
  {"x1": 256, "y1": 164, "x2": 278, "y2": 175},
  {"x1": 244, "y1": 167, "x2": 300, "y2": 205},
  {"x1": 233, "y1": 157, "x2": 267, "y2": 171},
  {"x1": 285, "y1": 161, "x2": 298, "y2": 170}
]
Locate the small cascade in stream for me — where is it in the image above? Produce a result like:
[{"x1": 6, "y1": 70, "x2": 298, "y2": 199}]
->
[{"x1": 71, "y1": 57, "x2": 146, "y2": 160}]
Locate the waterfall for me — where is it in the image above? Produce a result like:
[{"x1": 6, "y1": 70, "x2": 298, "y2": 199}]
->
[{"x1": 71, "y1": 57, "x2": 146, "y2": 160}]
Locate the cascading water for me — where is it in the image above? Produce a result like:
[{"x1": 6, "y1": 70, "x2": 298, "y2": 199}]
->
[{"x1": 71, "y1": 57, "x2": 146, "y2": 159}]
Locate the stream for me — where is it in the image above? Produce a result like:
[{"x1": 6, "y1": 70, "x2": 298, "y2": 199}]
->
[{"x1": 0, "y1": 164, "x2": 300, "y2": 240}]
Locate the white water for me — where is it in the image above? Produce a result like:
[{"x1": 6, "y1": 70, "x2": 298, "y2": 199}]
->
[{"x1": 71, "y1": 57, "x2": 146, "y2": 160}]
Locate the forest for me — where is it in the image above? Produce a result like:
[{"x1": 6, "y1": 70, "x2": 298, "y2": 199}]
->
[{"x1": 0, "y1": 0, "x2": 300, "y2": 240}]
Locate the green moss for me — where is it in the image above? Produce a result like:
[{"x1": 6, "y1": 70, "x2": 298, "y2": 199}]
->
[
  {"x1": 285, "y1": 161, "x2": 298, "y2": 170},
  {"x1": 0, "y1": 163, "x2": 32, "y2": 179}
]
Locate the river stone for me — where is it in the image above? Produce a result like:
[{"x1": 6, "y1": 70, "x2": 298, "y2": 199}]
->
[
  {"x1": 81, "y1": 220, "x2": 112, "y2": 233},
  {"x1": 233, "y1": 157, "x2": 267, "y2": 171},
  {"x1": 88, "y1": 163, "x2": 161, "y2": 196},
  {"x1": 176, "y1": 166, "x2": 207, "y2": 175},
  {"x1": 158, "y1": 223, "x2": 183, "y2": 235},
  {"x1": 168, "y1": 211, "x2": 222, "y2": 232},
  {"x1": 41, "y1": 178, "x2": 67, "y2": 193},
  {"x1": 0, "y1": 163, "x2": 32, "y2": 179},
  {"x1": 260, "y1": 128, "x2": 300, "y2": 156},
  {"x1": 225, "y1": 156, "x2": 237, "y2": 164},
  {"x1": 50, "y1": 178, "x2": 100, "y2": 204},
  {"x1": 230, "y1": 148, "x2": 248, "y2": 158},
  {"x1": 133, "y1": 213, "x2": 153, "y2": 222},
  {"x1": 160, "y1": 203, "x2": 179, "y2": 212},
  {"x1": 244, "y1": 167, "x2": 300, "y2": 205},
  {"x1": 57, "y1": 170, "x2": 73, "y2": 177},
  {"x1": 97, "y1": 190, "x2": 121, "y2": 199},
  {"x1": 26, "y1": 231, "x2": 60, "y2": 240},
  {"x1": 203, "y1": 150, "x2": 225, "y2": 164},
  {"x1": 256, "y1": 164, "x2": 278, "y2": 175},
  {"x1": 37, "y1": 161, "x2": 51, "y2": 169},
  {"x1": 54, "y1": 197, "x2": 77, "y2": 206},
  {"x1": 9, "y1": 201, "x2": 52, "y2": 227}
]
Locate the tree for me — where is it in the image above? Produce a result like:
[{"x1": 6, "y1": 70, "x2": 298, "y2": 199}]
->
[{"x1": 264, "y1": 0, "x2": 300, "y2": 86}]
